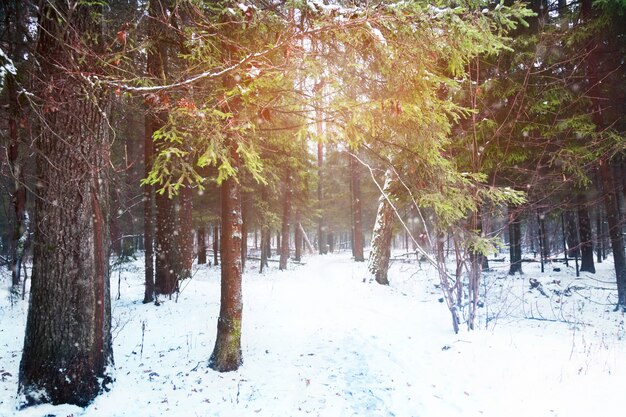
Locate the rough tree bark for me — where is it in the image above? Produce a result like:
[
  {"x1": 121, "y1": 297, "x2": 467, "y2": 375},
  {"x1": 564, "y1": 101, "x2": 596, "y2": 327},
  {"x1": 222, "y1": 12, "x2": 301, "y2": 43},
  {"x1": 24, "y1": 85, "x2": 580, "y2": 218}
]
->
[
  {"x1": 209, "y1": 153, "x2": 243, "y2": 371},
  {"x1": 18, "y1": 1, "x2": 113, "y2": 407},
  {"x1": 368, "y1": 168, "x2": 395, "y2": 285}
]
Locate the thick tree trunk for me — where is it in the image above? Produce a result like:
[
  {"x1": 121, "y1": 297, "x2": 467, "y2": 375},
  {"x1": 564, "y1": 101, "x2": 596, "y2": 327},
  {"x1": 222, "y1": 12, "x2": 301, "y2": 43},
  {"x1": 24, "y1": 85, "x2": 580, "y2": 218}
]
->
[
  {"x1": 197, "y1": 226, "x2": 207, "y2": 265},
  {"x1": 508, "y1": 205, "x2": 523, "y2": 275},
  {"x1": 368, "y1": 169, "x2": 395, "y2": 285},
  {"x1": 577, "y1": 197, "x2": 596, "y2": 273},
  {"x1": 279, "y1": 176, "x2": 292, "y2": 270},
  {"x1": 19, "y1": 1, "x2": 113, "y2": 407},
  {"x1": 209, "y1": 157, "x2": 243, "y2": 372},
  {"x1": 599, "y1": 161, "x2": 626, "y2": 308},
  {"x1": 155, "y1": 193, "x2": 180, "y2": 295}
]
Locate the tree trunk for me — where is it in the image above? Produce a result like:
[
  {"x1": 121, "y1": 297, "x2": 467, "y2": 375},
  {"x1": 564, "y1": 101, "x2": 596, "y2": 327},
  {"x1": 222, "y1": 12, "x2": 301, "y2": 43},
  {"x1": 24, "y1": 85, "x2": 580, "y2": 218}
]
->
[
  {"x1": 241, "y1": 195, "x2": 248, "y2": 270},
  {"x1": 19, "y1": 2, "x2": 113, "y2": 407},
  {"x1": 368, "y1": 169, "x2": 395, "y2": 285},
  {"x1": 279, "y1": 175, "x2": 292, "y2": 270},
  {"x1": 508, "y1": 205, "x2": 523, "y2": 275},
  {"x1": 197, "y1": 226, "x2": 207, "y2": 264},
  {"x1": 260, "y1": 226, "x2": 270, "y2": 273},
  {"x1": 317, "y1": 140, "x2": 327, "y2": 254},
  {"x1": 537, "y1": 214, "x2": 546, "y2": 273},
  {"x1": 7, "y1": 74, "x2": 27, "y2": 289},
  {"x1": 583, "y1": 0, "x2": 624, "y2": 306},
  {"x1": 599, "y1": 161, "x2": 626, "y2": 308},
  {"x1": 564, "y1": 210, "x2": 580, "y2": 258},
  {"x1": 143, "y1": 0, "x2": 169, "y2": 303},
  {"x1": 155, "y1": 193, "x2": 180, "y2": 295},
  {"x1": 5, "y1": 0, "x2": 28, "y2": 290},
  {"x1": 294, "y1": 211, "x2": 303, "y2": 262},
  {"x1": 143, "y1": 106, "x2": 156, "y2": 303},
  {"x1": 577, "y1": 196, "x2": 595, "y2": 273},
  {"x1": 209, "y1": 157, "x2": 243, "y2": 372},
  {"x1": 180, "y1": 185, "x2": 193, "y2": 278},
  {"x1": 596, "y1": 208, "x2": 603, "y2": 264}
]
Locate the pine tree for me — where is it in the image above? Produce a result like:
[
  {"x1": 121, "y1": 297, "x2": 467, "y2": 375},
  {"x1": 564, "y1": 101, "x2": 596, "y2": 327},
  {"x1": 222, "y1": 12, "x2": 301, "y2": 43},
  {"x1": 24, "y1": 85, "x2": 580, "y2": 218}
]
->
[{"x1": 18, "y1": 1, "x2": 113, "y2": 406}]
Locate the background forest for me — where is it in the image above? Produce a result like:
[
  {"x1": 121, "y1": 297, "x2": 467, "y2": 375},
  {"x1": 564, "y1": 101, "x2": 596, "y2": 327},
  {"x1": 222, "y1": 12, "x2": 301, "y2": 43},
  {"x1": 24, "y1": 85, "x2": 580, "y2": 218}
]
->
[{"x1": 0, "y1": 0, "x2": 625, "y2": 415}]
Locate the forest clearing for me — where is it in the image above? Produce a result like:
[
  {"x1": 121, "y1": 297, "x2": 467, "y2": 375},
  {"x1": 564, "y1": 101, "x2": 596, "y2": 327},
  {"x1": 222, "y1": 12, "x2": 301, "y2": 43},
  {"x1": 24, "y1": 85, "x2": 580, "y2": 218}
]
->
[{"x1": 0, "y1": 0, "x2": 624, "y2": 415}]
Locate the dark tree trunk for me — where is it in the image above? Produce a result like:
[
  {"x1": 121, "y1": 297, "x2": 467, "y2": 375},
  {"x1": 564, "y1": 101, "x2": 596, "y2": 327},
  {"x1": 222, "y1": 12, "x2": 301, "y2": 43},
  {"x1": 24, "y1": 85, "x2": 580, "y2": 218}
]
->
[
  {"x1": 241, "y1": 195, "x2": 248, "y2": 270},
  {"x1": 537, "y1": 214, "x2": 546, "y2": 273},
  {"x1": 599, "y1": 161, "x2": 626, "y2": 307},
  {"x1": 276, "y1": 231, "x2": 281, "y2": 255},
  {"x1": 596, "y1": 208, "x2": 603, "y2": 263},
  {"x1": 7, "y1": 74, "x2": 27, "y2": 289},
  {"x1": 19, "y1": 1, "x2": 113, "y2": 407},
  {"x1": 260, "y1": 226, "x2": 270, "y2": 273},
  {"x1": 209, "y1": 157, "x2": 243, "y2": 372},
  {"x1": 317, "y1": 140, "x2": 327, "y2": 254},
  {"x1": 564, "y1": 211, "x2": 580, "y2": 258},
  {"x1": 5, "y1": 0, "x2": 28, "y2": 290},
  {"x1": 577, "y1": 197, "x2": 596, "y2": 273},
  {"x1": 583, "y1": 0, "x2": 624, "y2": 306},
  {"x1": 180, "y1": 185, "x2": 193, "y2": 278},
  {"x1": 110, "y1": 213, "x2": 122, "y2": 256},
  {"x1": 368, "y1": 169, "x2": 395, "y2": 285},
  {"x1": 294, "y1": 210, "x2": 303, "y2": 262},
  {"x1": 279, "y1": 175, "x2": 292, "y2": 270},
  {"x1": 539, "y1": 214, "x2": 549, "y2": 260},
  {"x1": 213, "y1": 223, "x2": 220, "y2": 267},
  {"x1": 143, "y1": 106, "x2": 156, "y2": 303},
  {"x1": 197, "y1": 226, "x2": 207, "y2": 265},
  {"x1": 143, "y1": 0, "x2": 168, "y2": 303},
  {"x1": 508, "y1": 205, "x2": 523, "y2": 275},
  {"x1": 155, "y1": 193, "x2": 180, "y2": 295}
]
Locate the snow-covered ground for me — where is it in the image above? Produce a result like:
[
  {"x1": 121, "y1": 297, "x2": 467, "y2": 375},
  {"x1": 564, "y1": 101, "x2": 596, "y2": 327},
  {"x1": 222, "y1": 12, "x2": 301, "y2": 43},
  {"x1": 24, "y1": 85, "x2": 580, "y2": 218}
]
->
[{"x1": 1, "y1": 251, "x2": 625, "y2": 417}]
